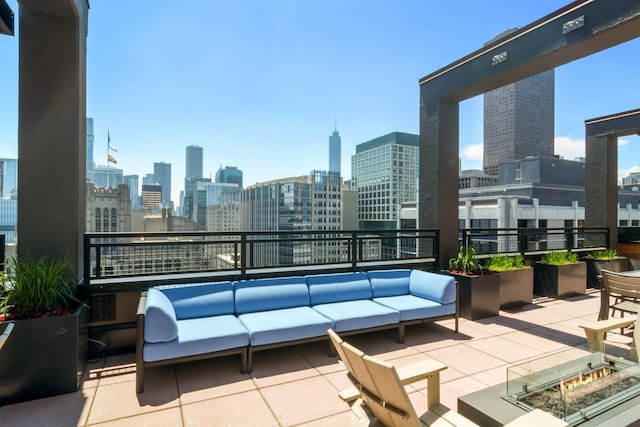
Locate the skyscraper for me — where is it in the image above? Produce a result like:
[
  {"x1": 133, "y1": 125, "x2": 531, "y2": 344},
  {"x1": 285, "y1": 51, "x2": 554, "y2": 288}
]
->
[
  {"x1": 215, "y1": 166, "x2": 243, "y2": 188},
  {"x1": 186, "y1": 145, "x2": 203, "y2": 180},
  {"x1": 86, "y1": 117, "x2": 95, "y2": 171},
  {"x1": 153, "y1": 162, "x2": 172, "y2": 204},
  {"x1": 483, "y1": 70, "x2": 555, "y2": 175},
  {"x1": 329, "y1": 129, "x2": 341, "y2": 176},
  {"x1": 351, "y1": 132, "x2": 419, "y2": 257},
  {"x1": 123, "y1": 174, "x2": 140, "y2": 209},
  {"x1": 0, "y1": 158, "x2": 18, "y2": 198}
]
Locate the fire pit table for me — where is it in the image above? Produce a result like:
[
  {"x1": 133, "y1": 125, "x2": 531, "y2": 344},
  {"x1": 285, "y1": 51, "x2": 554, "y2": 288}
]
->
[{"x1": 459, "y1": 346, "x2": 640, "y2": 426}]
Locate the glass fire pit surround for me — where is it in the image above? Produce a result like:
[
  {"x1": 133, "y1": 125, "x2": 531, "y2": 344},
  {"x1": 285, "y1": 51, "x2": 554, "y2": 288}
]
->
[{"x1": 504, "y1": 347, "x2": 640, "y2": 426}]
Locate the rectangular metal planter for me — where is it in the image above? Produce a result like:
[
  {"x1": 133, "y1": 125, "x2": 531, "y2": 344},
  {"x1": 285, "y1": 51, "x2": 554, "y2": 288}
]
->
[
  {"x1": 499, "y1": 268, "x2": 533, "y2": 309},
  {"x1": 533, "y1": 262, "x2": 586, "y2": 298},
  {"x1": 584, "y1": 257, "x2": 631, "y2": 288},
  {"x1": 450, "y1": 272, "x2": 500, "y2": 320},
  {"x1": 0, "y1": 303, "x2": 89, "y2": 405}
]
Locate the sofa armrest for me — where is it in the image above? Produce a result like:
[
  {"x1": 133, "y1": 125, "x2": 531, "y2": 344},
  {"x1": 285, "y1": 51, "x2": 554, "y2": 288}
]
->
[{"x1": 136, "y1": 291, "x2": 147, "y2": 394}]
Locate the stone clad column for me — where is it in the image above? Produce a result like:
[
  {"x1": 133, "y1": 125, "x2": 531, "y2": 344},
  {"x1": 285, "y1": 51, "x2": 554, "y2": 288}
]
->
[{"x1": 17, "y1": 0, "x2": 88, "y2": 281}]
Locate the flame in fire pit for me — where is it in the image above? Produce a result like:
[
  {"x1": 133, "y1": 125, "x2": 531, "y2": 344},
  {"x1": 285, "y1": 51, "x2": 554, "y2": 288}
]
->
[{"x1": 560, "y1": 367, "x2": 612, "y2": 394}]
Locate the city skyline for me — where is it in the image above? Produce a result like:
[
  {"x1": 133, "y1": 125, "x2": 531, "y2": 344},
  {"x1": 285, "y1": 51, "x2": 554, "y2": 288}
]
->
[{"x1": 1, "y1": 0, "x2": 640, "y2": 205}]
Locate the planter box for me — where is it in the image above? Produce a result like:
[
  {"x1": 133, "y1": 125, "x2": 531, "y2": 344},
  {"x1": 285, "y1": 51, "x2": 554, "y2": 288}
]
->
[
  {"x1": 533, "y1": 262, "x2": 586, "y2": 298},
  {"x1": 449, "y1": 272, "x2": 500, "y2": 320},
  {"x1": 499, "y1": 268, "x2": 533, "y2": 309},
  {"x1": 0, "y1": 303, "x2": 89, "y2": 405},
  {"x1": 583, "y1": 257, "x2": 632, "y2": 288}
]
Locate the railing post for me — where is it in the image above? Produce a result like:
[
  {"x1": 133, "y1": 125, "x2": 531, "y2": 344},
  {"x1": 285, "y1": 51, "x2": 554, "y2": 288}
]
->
[
  {"x1": 240, "y1": 234, "x2": 247, "y2": 276},
  {"x1": 0, "y1": 234, "x2": 4, "y2": 272},
  {"x1": 83, "y1": 234, "x2": 90, "y2": 285},
  {"x1": 351, "y1": 231, "x2": 357, "y2": 270}
]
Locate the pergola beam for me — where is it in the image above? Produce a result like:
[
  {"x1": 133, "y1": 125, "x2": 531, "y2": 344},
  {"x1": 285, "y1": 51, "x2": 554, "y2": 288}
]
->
[{"x1": 419, "y1": 0, "x2": 640, "y2": 269}]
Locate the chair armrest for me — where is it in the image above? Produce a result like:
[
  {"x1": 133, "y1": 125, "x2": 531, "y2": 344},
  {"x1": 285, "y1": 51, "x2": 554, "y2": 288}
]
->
[
  {"x1": 579, "y1": 317, "x2": 635, "y2": 352},
  {"x1": 338, "y1": 358, "x2": 447, "y2": 402}
]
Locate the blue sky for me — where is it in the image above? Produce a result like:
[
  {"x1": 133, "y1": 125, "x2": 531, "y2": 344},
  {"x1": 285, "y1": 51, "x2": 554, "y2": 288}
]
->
[{"x1": 1, "y1": 0, "x2": 640, "y2": 204}]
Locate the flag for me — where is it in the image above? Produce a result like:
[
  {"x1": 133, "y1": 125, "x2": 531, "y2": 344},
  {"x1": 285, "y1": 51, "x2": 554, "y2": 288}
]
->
[
  {"x1": 108, "y1": 154, "x2": 117, "y2": 164},
  {"x1": 108, "y1": 130, "x2": 117, "y2": 151}
]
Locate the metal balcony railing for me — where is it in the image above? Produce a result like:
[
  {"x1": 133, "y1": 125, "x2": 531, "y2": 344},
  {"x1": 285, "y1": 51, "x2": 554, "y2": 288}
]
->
[
  {"x1": 460, "y1": 227, "x2": 610, "y2": 257},
  {"x1": 83, "y1": 229, "x2": 439, "y2": 285}
]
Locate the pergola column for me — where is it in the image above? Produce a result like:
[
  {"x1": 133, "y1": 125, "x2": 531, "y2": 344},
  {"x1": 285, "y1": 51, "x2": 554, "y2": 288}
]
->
[
  {"x1": 418, "y1": 0, "x2": 640, "y2": 269},
  {"x1": 17, "y1": 0, "x2": 89, "y2": 281}
]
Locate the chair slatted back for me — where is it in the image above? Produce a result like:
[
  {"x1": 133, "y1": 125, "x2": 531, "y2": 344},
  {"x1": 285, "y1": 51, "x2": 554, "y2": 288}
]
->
[
  {"x1": 601, "y1": 270, "x2": 640, "y2": 300},
  {"x1": 361, "y1": 354, "x2": 421, "y2": 427}
]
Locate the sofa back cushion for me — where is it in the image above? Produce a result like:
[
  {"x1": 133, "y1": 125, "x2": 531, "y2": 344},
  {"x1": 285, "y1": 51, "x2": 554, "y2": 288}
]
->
[
  {"x1": 157, "y1": 282, "x2": 235, "y2": 320},
  {"x1": 234, "y1": 276, "x2": 309, "y2": 314},
  {"x1": 409, "y1": 270, "x2": 456, "y2": 304},
  {"x1": 144, "y1": 288, "x2": 179, "y2": 343},
  {"x1": 306, "y1": 272, "x2": 372, "y2": 305},
  {"x1": 367, "y1": 269, "x2": 411, "y2": 297}
]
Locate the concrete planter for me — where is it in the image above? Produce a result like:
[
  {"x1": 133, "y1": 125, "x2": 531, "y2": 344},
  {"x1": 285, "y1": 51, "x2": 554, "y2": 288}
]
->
[
  {"x1": 448, "y1": 272, "x2": 500, "y2": 320},
  {"x1": 498, "y1": 268, "x2": 533, "y2": 308},
  {"x1": 533, "y1": 262, "x2": 586, "y2": 298},
  {"x1": 0, "y1": 303, "x2": 89, "y2": 405}
]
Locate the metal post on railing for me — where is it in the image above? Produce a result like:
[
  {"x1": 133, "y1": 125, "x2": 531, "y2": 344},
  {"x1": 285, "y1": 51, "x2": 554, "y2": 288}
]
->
[
  {"x1": 0, "y1": 234, "x2": 4, "y2": 272},
  {"x1": 83, "y1": 235, "x2": 90, "y2": 284},
  {"x1": 240, "y1": 234, "x2": 247, "y2": 275},
  {"x1": 351, "y1": 231, "x2": 357, "y2": 270}
]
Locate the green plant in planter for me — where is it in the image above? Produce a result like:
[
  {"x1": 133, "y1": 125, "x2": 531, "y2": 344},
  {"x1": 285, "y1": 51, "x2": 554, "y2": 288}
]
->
[
  {"x1": 0, "y1": 256, "x2": 79, "y2": 321},
  {"x1": 448, "y1": 246, "x2": 483, "y2": 275},
  {"x1": 540, "y1": 250, "x2": 579, "y2": 265},
  {"x1": 484, "y1": 254, "x2": 528, "y2": 272},
  {"x1": 586, "y1": 248, "x2": 618, "y2": 260}
]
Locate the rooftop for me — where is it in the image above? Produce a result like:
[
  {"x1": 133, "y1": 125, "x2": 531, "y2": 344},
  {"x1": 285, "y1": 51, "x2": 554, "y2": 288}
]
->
[{"x1": 1, "y1": 290, "x2": 630, "y2": 426}]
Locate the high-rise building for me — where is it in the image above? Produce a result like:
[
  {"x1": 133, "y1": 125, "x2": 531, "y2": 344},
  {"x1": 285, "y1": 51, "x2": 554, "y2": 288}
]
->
[
  {"x1": 142, "y1": 173, "x2": 155, "y2": 186},
  {"x1": 329, "y1": 129, "x2": 341, "y2": 176},
  {"x1": 183, "y1": 177, "x2": 211, "y2": 224},
  {"x1": 215, "y1": 166, "x2": 243, "y2": 188},
  {"x1": 123, "y1": 175, "x2": 140, "y2": 209},
  {"x1": 153, "y1": 162, "x2": 172, "y2": 204},
  {"x1": 141, "y1": 184, "x2": 162, "y2": 210},
  {"x1": 186, "y1": 145, "x2": 203, "y2": 180},
  {"x1": 351, "y1": 132, "x2": 419, "y2": 227},
  {"x1": 86, "y1": 117, "x2": 95, "y2": 171},
  {"x1": 205, "y1": 182, "x2": 241, "y2": 234},
  {"x1": 88, "y1": 164, "x2": 123, "y2": 189},
  {"x1": 240, "y1": 171, "x2": 350, "y2": 266},
  {"x1": 483, "y1": 68, "x2": 554, "y2": 175},
  {"x1": 0, "y1": 158, "x2": 18, "y2": 199}
]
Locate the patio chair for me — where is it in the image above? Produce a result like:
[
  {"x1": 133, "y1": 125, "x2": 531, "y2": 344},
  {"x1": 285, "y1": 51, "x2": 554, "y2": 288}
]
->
[
  {"x1": 580, "y1": 310, "x2": 640, "y2": 362},
  {"x1": 328, "y1": 328, "x2": 448, "y2": 404},
  {"x1": 328, "y1": 329, "x2": 566, "y2": 427},
  {"x1": 598, "y1": 270, "x2": 640, "y2": 321}
]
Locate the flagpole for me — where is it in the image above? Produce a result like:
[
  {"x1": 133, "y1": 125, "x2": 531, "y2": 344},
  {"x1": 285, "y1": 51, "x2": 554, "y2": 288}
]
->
[{"x1": 107, "y1": 130, "x2": 110, "y2": 188}]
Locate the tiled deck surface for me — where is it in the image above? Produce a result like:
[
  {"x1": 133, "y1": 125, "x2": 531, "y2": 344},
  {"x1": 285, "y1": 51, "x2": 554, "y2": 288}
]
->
[{"x1": 1, "y1": 290, "x2": 635, "y2": 426}]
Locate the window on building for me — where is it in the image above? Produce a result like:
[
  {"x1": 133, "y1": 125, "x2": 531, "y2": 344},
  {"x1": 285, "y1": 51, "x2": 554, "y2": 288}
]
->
[{"x1": 95, "y1": 208, "x2": 101, "y2": 232}]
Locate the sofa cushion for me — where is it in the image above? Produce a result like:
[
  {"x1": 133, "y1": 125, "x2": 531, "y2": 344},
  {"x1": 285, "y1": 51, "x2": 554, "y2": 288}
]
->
[
  {"x1": 234, "y1": 277, "x2": 309, "y2": 315},
  {"x1": 143, "y1": 314, "x2": 249, "y2": 362},
  {"x1": 312, "y1": 300, "x2": 399, "y2": 332},
  {"x1": 368, "y1": 269, "x2": 411, "y2": 297},
  {"x1": 144, "y1": 288, "x2": 179, "y2": 343},
  {"x1": 238, "y1": 306, "x2": 333, "y2": 346},
  {"x1": 409, "y1": 270, "x2": 456, "y2": 305},
  {"x1": 306, "y1": 272, "x2": 372, "y2": 305},
  {"x1": 374, "y1": 295, "x2": 456, "y2": 321},
  {"x1": 156, "y1": 282, "x2": 234, "y2": 320}
]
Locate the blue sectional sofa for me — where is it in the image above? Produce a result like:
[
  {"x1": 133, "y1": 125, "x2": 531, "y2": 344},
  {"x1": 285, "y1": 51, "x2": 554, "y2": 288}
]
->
[{"x1": 136, "y1": 269, "x2": 458, "y2": 393}]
